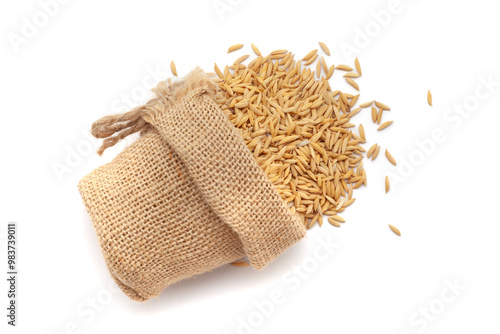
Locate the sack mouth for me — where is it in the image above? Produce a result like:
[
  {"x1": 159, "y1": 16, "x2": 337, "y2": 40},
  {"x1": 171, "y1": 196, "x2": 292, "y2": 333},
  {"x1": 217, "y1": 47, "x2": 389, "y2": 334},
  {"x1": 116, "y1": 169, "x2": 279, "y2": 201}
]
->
[
  {"x1": 151, "y1": 67, "x2": 219, "y2": 103},
  {"x1": 143, "y1": 69, "x2": 306, "y2": 270}
]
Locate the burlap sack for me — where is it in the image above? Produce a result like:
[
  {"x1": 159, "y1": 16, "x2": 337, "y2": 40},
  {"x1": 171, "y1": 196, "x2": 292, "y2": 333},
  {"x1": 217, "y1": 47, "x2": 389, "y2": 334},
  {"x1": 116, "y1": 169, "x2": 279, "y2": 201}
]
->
[{"x1": 78, "y1": 68, "x2": 306, "y2": 301}]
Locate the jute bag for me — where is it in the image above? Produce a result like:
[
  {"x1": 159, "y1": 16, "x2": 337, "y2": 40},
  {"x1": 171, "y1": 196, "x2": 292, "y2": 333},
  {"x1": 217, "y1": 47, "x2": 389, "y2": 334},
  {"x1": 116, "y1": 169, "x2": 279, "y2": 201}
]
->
[{"x1": 78, "y1": 68, "x2": 306, "y2": 301}]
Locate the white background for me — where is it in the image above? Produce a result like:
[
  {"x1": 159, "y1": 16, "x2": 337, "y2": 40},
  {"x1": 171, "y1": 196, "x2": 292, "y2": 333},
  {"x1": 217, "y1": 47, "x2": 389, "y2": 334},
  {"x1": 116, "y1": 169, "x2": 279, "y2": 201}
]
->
[{"x1": 1, "y1": 0, "x2": 500, "y2": 333}]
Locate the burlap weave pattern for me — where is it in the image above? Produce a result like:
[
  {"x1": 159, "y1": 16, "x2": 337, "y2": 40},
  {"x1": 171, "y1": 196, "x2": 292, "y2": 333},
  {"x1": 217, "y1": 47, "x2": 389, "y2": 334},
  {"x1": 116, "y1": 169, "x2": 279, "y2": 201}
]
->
[{"x1": 78, "y1": 68, "x2": 306, "y2": 301}]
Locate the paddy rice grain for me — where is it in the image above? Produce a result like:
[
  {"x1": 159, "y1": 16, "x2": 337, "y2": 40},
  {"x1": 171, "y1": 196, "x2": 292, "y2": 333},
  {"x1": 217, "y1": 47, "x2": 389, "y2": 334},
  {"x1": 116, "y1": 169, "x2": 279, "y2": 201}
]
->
[
  {"x1": 378, "y1": 121, "x2": 393, "y2": 131},
  {"x1": 336, "y1": 65, "x2": 353, "y2": 71},
  {"x1": 251, "y1": 43, "x2": 262, "y2": 56},
  {"x1": 360, "y1": 101, "x2": 373, "y2": 108},
  {"x1": 372, "y1": 145, "x2": 381, "y2": 160},
  {"x1": 170, "y1": 61, "x2": 177, "y2": 76},
  {"x1": 367, "y1": 143, "x2": 377, "y2": 158},
  {"x1": 231, "y1": 261, "x2": 250, "y2": 267},
  {"x1": 385, "y1": 149, "x2": 397, "y2": 165},
  {"x1": 228, "y1": 44, "x2": 244, "y2": 53},
  {"x1": 377, "y1": 108, "x2": 383, "y2": 124},
  {"x1": 319, "y1": 42, "x2": 331, "y2": 56},
  {"x1": 375, "y1": 101, "x2": 390, "y2": 110},
  {"x1": 371, "y1": 107, "x2": 377, "y2": 123},
  {"x1": 355, "y1": 58, "x2": 362, "y2": 75},
  {"x1": 389, "y1": 224, "x2": 401, "y2": 236},
  {"x1": 346, "y1": 78, "x2": 359, "y2": 91}
]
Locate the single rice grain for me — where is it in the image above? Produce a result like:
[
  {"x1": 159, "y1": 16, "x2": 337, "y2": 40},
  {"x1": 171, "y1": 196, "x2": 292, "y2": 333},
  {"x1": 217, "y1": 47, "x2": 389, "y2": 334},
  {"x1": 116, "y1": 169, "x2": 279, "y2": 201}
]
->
[
  {"x1": 389, "y1": 224, "x2": 401, "y2": 236},
  {"x1": 170, "y1": 61, "x2": 177, "y2": 76},
  {"x1": 385, "y1": 149, "x2": 397, "y2": 165},
  {"x1": 326, "y1": 65, "x2": 335, "y2": 79},
  {"x1": 319, "y1": 42, "x2": 331, "y2": 56},
  {"x1": 344, "y1": 72, "x2": 360, "y2": 78},
  {"x1": 336, "y1": 65, "x2": 353, "y2": 71},
  {"x1": 367, "y1": 143, "x2": 377, "y2": 158},
  {"x1": 360, "y1": 101, "x2": 373, "y2": 108},
  {"x1": 355, "y1": 58, "x2": 362, "y2": 75},
  {"x1": 231, "y1": 261, "x2": 250, "y2": 267},
  {"x1": 359, "y1": 124, "x2": 366, "y2": 141},
  {"x1": 372, "y1": 145, "x2": 381, "y2": 160},
  {"x1": 214, "y1": 63, "x2": 223, "y2": 79},
  {"x1": 378, "y1": 121, "x2": 394, "y2": 131},
  {"x1": 371, "y1": 106, "x2": 377, "y2": 123},
  {"x1": 251, "y1": 43, "x2": 262, "y2": 56},
  {"x1": 375, "y1": 101, "x2": 390, "y2": 111},
  {"x1": 346, "y1": 78, "x2": 359, "y2": 91},
  {"x1": 228, "y1": 44, "x2": 244, "y2": 53}
]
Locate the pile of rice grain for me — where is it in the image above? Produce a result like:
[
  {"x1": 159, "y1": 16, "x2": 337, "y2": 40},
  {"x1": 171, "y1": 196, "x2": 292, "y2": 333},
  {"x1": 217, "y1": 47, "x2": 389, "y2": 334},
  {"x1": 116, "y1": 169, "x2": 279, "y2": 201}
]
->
[{"x1": 214, "y1": 43, "x2": 391, "y2": 229}]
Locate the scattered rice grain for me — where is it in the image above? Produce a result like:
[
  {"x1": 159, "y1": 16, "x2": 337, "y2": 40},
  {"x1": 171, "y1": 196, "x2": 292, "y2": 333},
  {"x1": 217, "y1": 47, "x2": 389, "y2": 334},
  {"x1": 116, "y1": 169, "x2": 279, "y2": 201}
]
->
[
  {"x1": 319, "y1": 42, "x2": 331, "y2": 56},
  {"x1": 385, "y1": 150, "x2": 397, "y2": 165},
  {"x1": 372, "y1": 145, "x2": 381, "y2": 160},
  {"x1": 389, "y1": 224, "x2": 401, "y2": 236},
  {"x1": 170, "y1": 61, "x2": 177, "y2": 76},
  {"x1": 231, "y1": 261, "x2": 250, "y2": 267},
  {"x1": 251, "y1": 43, "x2": 262, "y2": 56},
  {"x1": 336, "y1": 65, "x2": 353, "y2": 71},
  {"x1": 228, "y1": 44, "x2": 244, "y2": 53},
  {"x1": 355, "y1": 58, "x2": 362, "y2": 75},
  {"x1": 375, "y1": 101, "x2": 390, "y2": 111},
  {"x1": 377, "y1": 121, "x2": 394, "y2": 131}
]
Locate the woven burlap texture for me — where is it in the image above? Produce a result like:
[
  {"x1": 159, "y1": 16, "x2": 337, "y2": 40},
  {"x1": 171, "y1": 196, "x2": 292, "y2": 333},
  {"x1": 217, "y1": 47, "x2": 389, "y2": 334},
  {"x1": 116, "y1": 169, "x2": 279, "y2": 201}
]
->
[{"x1": 78, "y1": 68, "x2": 306, "y2": 301}]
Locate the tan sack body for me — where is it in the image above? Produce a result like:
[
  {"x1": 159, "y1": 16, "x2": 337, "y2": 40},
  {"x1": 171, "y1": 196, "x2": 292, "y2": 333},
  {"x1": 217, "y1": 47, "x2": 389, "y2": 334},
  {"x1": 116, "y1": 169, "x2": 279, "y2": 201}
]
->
[{"x1": 78, "y1": 68, "x2": 306, "y2": 301}]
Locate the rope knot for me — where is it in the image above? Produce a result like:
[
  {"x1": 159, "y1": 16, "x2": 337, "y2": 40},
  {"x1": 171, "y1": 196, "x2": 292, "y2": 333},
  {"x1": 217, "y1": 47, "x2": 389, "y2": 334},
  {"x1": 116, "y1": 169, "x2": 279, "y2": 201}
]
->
[{"x1": 91, "y1": 104, "x2": 152, "y2": 155}]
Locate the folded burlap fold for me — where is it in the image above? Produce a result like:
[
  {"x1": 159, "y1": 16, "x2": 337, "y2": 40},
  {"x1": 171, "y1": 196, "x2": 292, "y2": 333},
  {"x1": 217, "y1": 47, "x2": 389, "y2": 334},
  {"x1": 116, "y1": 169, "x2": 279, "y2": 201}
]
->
[{"x1": 78, "y1": 68, "x2": 306, "y2": 301}]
